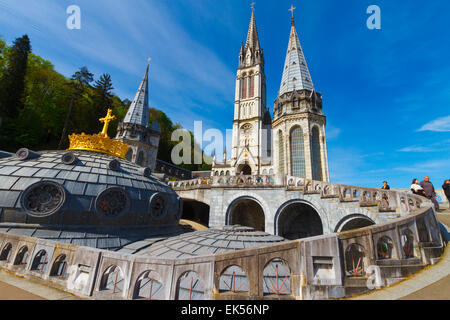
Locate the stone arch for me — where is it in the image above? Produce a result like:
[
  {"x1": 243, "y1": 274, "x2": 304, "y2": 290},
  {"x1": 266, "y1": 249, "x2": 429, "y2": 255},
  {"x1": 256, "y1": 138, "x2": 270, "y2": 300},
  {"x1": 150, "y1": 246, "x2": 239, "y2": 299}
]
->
[
  {"x1": 345, "y1": 244, "x2": 366, "y2": 277},
  {"x1": 100, "y1": 265, "x2": 125, "y2": 294},
  {"x1": 176, "y1": 271, "x2": 204, "y2": 300},
  {"x1": 181, "y1": 199, "x2": 210, "y2": 227},
  {"x1": 0, "y1": 243, "x2": 13, "y2": 261},
  {"x1": 50, "y1": 254, "x2": 68, "y2": 277},
  {"x1": 334, "y1": 214, "x2": 376, "y2": 233},
  {"x1": 133, "y1": 270, "x2": 164, "y2": 300},
  {"x1": 31, "y1": 249, "x2": 49, "y2": 272},
  {"x1": 275, "y1": 200, "x2": 324, "y2": 240},
  {"x1": 226, "y1": 196, "x2": 266, "y2": 232},
  {"x1": 263, "y1": 258, "x2": 291, "y2": 296},
  {"x1": 219, "y1": 265, "x2": 249, "y2": 293},
  {"x1": 14, "y1": 245, "x2": 29, "y2": 266}
]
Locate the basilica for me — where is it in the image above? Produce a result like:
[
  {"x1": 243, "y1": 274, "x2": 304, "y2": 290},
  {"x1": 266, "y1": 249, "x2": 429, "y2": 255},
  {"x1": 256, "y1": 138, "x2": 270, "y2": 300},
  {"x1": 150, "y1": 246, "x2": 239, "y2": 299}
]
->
[{"x1": 212, "y1": 8, "x2": 330, "y2": 182}]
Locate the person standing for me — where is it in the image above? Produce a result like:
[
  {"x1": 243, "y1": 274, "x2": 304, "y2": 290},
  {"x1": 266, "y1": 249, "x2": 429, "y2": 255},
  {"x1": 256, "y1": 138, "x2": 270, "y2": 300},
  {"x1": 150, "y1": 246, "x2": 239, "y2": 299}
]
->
[
  {"x1": 382, "y1": 181, "x2": 390, "y2": 190},
  {"x1": 411, "y1": 178, "x2": 425, "y2": 196},
  {"x1": 420, "y1": 176, "x2": 439, "y2": 211},
  {"x1": 443, "y1": 179, "x2": 450, "y2": 209}
]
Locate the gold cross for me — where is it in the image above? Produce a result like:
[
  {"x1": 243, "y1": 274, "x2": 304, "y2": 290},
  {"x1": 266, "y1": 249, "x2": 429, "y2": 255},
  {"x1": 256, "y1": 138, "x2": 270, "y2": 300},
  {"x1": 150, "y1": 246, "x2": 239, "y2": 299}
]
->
[
  {"x1": 289, "y1": 4, "x2": 296, "y2": 18},
  {"x1": 99, "y1": 108, "x2": 116, "y2": 138}
]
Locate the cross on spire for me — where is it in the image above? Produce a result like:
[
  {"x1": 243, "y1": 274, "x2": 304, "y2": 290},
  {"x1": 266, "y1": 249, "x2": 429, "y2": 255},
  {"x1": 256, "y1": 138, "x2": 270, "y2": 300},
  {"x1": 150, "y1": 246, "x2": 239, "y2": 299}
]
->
[
  {"x1": 289, "y1": 4, "x2": 296, "y2": 25},
  {"x1": 251, "y1": 2, "x2": 255, "y2": 11}
]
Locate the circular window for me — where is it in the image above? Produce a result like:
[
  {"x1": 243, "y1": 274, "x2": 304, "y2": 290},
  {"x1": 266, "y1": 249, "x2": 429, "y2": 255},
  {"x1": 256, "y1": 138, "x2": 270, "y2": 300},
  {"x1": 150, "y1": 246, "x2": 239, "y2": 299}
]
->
[
  {"x1": 95, "y1": 187, "x2": 130, "y2": 218},
  {"x1": 149, "y1": 193, "x2": 167, "y2": 219},
  {"x1": 21, "y1": 181, "x2": 66, "y2": 217}
]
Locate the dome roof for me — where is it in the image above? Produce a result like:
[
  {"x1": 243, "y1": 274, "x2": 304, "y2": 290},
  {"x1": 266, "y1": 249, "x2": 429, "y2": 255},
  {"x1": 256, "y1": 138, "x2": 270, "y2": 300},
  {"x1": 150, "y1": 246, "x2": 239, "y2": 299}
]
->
[
  {"x1": 0, "y1": 149, "x2": 180, "y2": 227},
  {"x1": 136, "y1": 225, "x2": 287, "y2": 259}
]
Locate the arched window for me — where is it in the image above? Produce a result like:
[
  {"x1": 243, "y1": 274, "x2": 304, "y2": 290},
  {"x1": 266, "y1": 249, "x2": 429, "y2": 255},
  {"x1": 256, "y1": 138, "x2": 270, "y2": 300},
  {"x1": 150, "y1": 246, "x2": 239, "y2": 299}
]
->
[
  {"x1": 377, "y1": 237, "x2": 393, "y2": 260},
  {"x1": 14, "y1": 246, "x2": 29, "y2": 266},
  {"x1": 133, "y1": 270, "x2": 164, "y2": 300},
  {"x1": 278, "y1": 131, "x2": 285, "y2": 174},
  {"x1": 50, "y1": 254, "x2": 68, "y2": 278},
  {"x1": 290, "y1": 126, "x2": 306, "y2": 178},
  {"x1": 345, "y1": 244, "x2": 365, "y2": 277},
  {"x1": 401, "y1": 229, "x2": 415, "y2": 259},
  {"x1": 249, "y1": 76, "x2": 254, "y2": 98},
  {"x1": 137, "y1": 150, "x2": 144, "y2": 166},
  {"x1": 0, "y1": 243, "x2": 12, "y2": 261},
  {"x1": 31, "y1": 250, "x2": 49, "y2": 273},
  {"x1": 219, "y1": 265, "x2": 249, "y2": 293},
  {"x1": 100, "y1": 265, "x2": 124, "y2": 294},
  {"x1": 311, "y1": 127, "x2": 323, "y2": 181},
  {"x1": 176, "y1": 271, "x2": 204, "y2": 300},
  {"x1": 263, "y1": 258, "x2": 291, "y2": 296},
  {"x1": 241, "y1": 76, "x2": 247, "y2": 99}
]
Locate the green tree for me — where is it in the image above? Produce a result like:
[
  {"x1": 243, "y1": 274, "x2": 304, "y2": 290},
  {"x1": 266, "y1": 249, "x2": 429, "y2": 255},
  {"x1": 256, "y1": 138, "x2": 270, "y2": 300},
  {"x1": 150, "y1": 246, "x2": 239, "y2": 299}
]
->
[
  {"x1": 87, "y1": 73, "x2": 114, "y2": 134},
  {"x1": 57, "y1": 66, "x2": 94, "y2": 149},
  {"x1": 0, "y1": 34, "x2": 31, "y2": 119}
]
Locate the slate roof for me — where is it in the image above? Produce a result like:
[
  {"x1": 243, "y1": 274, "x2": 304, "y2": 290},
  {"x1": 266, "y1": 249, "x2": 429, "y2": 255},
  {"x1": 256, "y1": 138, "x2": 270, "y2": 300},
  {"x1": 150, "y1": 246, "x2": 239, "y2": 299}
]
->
[
  {"x1": 278, "y1": 18, "x2": 314, "y2": 96},
  {"x1": 0, "y1": 149, "x2": 174, "y2": 211},
  {"x1": 123, "y1": 64, "x2": 149, "y2": 127},
  {"x1": 137, "y1": 226, "x2": 287, "y2": 259},
  {"x1": 0, "y1": 224, "x2": 190, "y2": 251}
]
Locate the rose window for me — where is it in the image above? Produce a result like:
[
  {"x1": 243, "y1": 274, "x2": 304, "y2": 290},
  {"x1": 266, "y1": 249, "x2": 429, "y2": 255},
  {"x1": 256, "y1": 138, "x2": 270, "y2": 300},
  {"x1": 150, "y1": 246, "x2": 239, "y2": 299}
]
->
[
  {"x1": 96, "y1": 188, "x2": 130, "y2": 217},
  {"x1": 150, "y1": 193, "x2": 167, "y2": 219},
  {"x1": 21, "y1": 181, "x2": 66, "y2": 217}
]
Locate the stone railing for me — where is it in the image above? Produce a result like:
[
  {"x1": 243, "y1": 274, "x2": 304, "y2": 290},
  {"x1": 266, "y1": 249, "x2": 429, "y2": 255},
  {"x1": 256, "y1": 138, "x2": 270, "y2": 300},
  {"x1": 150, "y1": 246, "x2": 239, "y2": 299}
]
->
[
  {"x1": 168, "y1": 175, "x2": 430, "y2": 215},
  {"x1": 0, "y1": 206, "x2": 444, "y2": 300}
]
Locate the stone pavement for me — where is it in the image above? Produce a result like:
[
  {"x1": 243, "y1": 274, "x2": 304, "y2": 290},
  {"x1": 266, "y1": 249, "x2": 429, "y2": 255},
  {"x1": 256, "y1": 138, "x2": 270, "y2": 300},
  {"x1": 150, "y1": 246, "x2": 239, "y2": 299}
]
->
[
  {"x1": 351, "y1": 210, "x2": 450, "y2": 300},
  {"x1": 0, "y1": 270, "x2": 81, "y2": 300}
]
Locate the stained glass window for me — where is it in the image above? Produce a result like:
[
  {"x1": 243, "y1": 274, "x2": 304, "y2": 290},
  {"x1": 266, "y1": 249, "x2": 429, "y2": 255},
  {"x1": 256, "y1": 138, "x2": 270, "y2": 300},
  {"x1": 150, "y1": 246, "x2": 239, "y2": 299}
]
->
[
  {"x1": 290, "y1": 126, "x2": 306, "y2": 178},
  {"x1": 278, "y1": 131, "x2": 284, "y2": 174},
  {"x1": 311, "y1": 127, "x2": 323, "y2": 181}
]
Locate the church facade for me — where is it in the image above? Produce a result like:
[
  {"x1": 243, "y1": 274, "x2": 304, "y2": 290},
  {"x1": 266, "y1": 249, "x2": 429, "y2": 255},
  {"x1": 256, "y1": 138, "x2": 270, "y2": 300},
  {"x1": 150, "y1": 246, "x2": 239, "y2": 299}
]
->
[{"x1": 212, "y1": 8, "x2": 330, "y2": 182}]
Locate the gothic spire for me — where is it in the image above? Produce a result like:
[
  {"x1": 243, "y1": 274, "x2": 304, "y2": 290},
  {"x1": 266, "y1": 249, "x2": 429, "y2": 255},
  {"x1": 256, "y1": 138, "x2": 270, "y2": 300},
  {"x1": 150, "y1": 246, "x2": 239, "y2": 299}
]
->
[
  {"x1": 278, "y1": 14, "x2": 314, "y2": 96},
  {"x1": 245, "y1": 6, "x2": 260, "y2": 51},
  {"x1": 123, "y1": 62, "x2": 150, "y2": 127}
]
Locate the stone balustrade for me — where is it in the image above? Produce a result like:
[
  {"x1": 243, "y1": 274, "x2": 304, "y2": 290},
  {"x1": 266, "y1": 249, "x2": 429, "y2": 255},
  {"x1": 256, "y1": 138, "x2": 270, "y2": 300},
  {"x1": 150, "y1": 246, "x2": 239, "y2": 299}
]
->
[{"x1": 168, "y1": 175, "x2": 429, "y2": 216}]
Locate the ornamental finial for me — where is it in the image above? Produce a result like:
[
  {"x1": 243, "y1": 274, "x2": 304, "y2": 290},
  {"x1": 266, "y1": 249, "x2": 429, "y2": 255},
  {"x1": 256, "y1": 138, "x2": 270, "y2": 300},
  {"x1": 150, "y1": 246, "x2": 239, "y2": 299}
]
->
[{"x1": 99, "y1": 109, "x2": 116, "y2": 138}]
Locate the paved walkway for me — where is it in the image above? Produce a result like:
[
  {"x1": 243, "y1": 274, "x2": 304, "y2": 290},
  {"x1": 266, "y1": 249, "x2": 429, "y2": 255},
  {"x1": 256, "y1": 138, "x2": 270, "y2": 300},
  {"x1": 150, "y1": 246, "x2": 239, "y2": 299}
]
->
[
  {"x1": 352, "y1": 210, "x2": 450, "y2": 300},
  {"x1": 0, "y1": 270, "x2": 81, "y2": 300}
]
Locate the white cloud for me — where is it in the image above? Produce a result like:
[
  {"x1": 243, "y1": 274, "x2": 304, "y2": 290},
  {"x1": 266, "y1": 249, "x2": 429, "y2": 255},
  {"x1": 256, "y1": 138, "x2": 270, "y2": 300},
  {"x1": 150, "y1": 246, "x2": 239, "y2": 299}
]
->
[
  {"x1": 418, "y1": 115, "x2": 450, "y2": 132},
  {"x1": 398, "y1": 146, "x2": 436, "y2": 153}
]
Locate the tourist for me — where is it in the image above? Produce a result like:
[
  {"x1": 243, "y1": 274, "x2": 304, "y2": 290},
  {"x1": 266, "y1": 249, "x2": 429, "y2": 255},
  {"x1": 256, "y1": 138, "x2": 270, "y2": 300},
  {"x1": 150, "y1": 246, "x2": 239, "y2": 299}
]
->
[
  {"x1": 410, "y1": 178, "x2": 425, "y2": 196},
  {"x1": 443, "y1": 179, "x2": 450, "y2": 209},
  {"x1": 419, "y1": 176, "x2": 439, "y2": 211},
  {"x1": 381, "y1": 181, "x2": 390, "y2": 190}
]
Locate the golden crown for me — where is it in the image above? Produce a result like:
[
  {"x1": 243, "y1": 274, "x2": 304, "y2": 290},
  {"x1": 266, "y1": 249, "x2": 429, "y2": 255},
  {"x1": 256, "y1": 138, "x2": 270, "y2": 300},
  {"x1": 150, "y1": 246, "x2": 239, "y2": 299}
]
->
[{"x1": 68, "y1": 109, "x2": 130, "y2": 159}]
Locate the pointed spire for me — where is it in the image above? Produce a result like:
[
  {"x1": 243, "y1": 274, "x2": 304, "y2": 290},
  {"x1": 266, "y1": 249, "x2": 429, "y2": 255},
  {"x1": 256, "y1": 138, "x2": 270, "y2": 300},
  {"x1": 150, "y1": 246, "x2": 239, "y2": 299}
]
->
[
  {"x1": 278, "y1": 12, "x2": 314, "y2": 96},
  {"x1": 123, "y1": 62, "x2": 150, "y2": 127},
  {"x1": 245, "y1": 4, "x2": 260, "y2": 51}
]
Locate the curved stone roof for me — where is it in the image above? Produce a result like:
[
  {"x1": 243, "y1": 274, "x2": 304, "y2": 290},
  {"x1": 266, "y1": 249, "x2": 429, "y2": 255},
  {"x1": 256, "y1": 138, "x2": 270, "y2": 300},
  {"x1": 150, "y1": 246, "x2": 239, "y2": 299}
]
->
[
  {"x1": 0, "y1": 149, "x2": 180, "y2": 227},
  {"x1": 136, "y1": 226, "x2": 287, "y2": 259}
]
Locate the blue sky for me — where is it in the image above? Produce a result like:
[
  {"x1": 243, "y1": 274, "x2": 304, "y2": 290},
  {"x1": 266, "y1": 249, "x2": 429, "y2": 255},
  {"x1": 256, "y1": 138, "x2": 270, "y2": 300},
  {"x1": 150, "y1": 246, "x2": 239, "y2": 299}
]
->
[{"x1": 0, "y1": 0, "x2": 449, "y2": 188}]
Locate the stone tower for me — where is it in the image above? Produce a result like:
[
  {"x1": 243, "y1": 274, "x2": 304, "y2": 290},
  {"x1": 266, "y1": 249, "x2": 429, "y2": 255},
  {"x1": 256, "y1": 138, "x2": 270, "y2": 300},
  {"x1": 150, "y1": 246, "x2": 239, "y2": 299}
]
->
[
  {"x1": 272, "y1": 16, "x2": 330, "y2": 181},
  {"x1": 115, "y1": 63, "x2": 161, "y2": 170},
  {"x1": 228, "y1": 7, "x2": 272, "y2": 175}
]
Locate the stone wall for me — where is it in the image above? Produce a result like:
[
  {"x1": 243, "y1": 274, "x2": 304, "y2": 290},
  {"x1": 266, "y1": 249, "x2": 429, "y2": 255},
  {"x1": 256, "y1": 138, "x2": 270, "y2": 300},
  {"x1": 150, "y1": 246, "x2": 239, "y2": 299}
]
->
[{"x1": 0, "y1": 206, "x2": 444, "y2": 300}]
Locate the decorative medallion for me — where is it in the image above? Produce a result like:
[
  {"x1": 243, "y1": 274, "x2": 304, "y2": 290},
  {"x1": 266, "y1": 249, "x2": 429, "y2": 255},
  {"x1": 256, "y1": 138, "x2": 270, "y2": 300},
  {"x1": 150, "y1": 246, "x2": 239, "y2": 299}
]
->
[
  {"x1": 95, "y1": 187, "x2": 130, "y2": 218},
  {"x1": 149, "y1": 193, "x2": 167, "y2": 219},
  {"x1": 21, "y1": 181, "x2": 66, "y2": 217}
]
